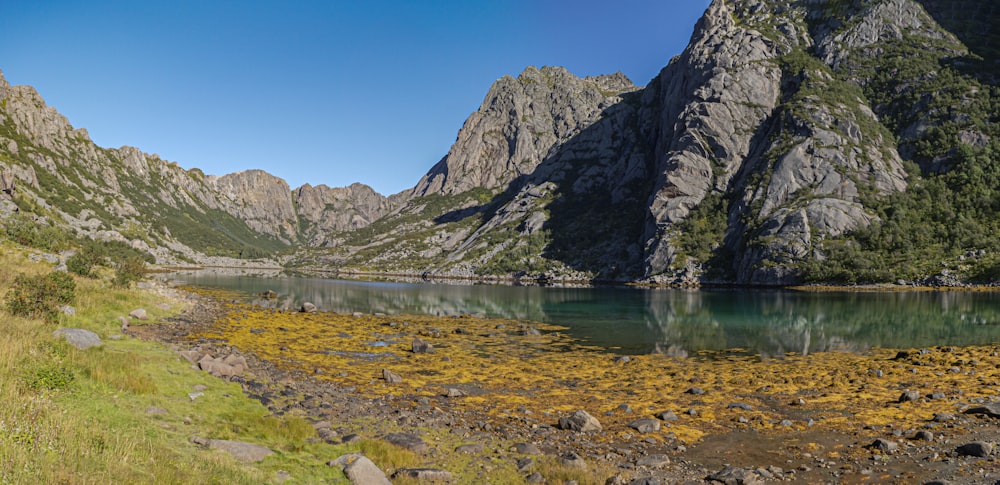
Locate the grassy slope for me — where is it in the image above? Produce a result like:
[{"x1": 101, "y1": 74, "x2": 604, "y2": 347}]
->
[{"x1": 0, "y1": 243, "x2": 355, "y2": 483}]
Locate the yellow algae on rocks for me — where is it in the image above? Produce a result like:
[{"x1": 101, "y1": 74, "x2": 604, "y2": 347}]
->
[{"x1": 193, "y1": 304, "x2": 1000, "y2": 446}]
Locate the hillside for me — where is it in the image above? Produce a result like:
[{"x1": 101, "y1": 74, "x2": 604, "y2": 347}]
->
[{"x1": 3, "y1": 0, "x2": 1000, "y2": 286}]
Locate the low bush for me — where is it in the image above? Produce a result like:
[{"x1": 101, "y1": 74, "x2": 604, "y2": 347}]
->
[{"x1": 4, "y1": 271, "x2": 76, "y2": 322}]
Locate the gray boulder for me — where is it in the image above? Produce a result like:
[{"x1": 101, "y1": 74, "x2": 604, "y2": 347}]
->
[
  {"x1": 329, "y1": 454, "x2": 392, "y2": 485},
  {"x1": 53, "y1": 328, "x2": 102, "y2": 350},
  {"x1": 128, "y1": 308, "x2": 148, "y2": 320},
  {"x1": 558, "y1": 410, "x2": 602, "y2": 432}
]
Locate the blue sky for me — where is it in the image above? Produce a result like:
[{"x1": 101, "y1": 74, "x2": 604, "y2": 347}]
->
[{"x1": 0, "y1": 1, "x2": 710, "y2": 195}]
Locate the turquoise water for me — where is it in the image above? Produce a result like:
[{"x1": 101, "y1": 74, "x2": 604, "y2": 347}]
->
[{"x1": 167, "y1": 270, "x2": 1000, "y2": 356}]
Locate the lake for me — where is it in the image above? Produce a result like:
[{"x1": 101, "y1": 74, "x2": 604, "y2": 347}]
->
[{"x1": 166, "y1": 269, "x2": 1000, "y2": 357}]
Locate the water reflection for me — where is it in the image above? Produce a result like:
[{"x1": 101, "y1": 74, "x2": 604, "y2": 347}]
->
[{"x1": 166, "y1": 270, "x2": 1000, "y2": 356}]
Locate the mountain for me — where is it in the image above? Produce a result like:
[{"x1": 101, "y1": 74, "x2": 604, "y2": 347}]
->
[
  {"x1": 2, "y1": 0, "x2": 999, "y2": 286},
  {"x1": 0, "y1": 74, "x2": 396, "y2": 263},
  {"x1": 321, "y1": 0, "x2": 1000, "y2": 286}
]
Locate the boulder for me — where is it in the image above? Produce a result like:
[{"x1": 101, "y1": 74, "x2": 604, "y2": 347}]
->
[
  {"x1": 53, "y1": 328, "x2": 102, "y2": 350},
  {"x1": 128, "y1": 308, "x2": 148, "y2": 320},
  {"x1": 628, "y1": 418, "x2": 661, "y2": 433},
  {"x1": 385, "y1": 432, "x2": 429, "y2": 453},
  {"x1": 382, "y1": 369, "x2": 402, "y2": 384},
  {"x1": 558, "y1": 410, "x2": 602, "y2": 432},
  {"x1": 392, "y1": 469, "x2": 454, "y2": 481},
  {"x1": 301, "y1": 302, "x2": 317, "y2": 313},
  {"x1": 329, "y1": 454, "x2": 392, "y2": 485},
  {"x1": 411, "y1": 337, "x2": 434, "y2": 353},
  {"x1": 957, "y1": 441, "x2": 993, "y2": 457}
]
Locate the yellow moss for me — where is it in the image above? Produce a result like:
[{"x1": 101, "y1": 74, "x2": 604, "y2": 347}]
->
[{"x1": 191, "y1": 304, "x2": 1000, "y2": 447}]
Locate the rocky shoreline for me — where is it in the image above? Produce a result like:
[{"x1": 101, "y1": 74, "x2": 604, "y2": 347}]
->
[{"x1": 130, "y1": 284, "x2": 1000, "y2": 484}]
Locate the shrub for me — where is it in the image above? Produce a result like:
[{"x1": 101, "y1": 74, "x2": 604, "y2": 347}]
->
[
  {"x1": 4, "y1": 271, "x2": 77, "y2": 322},
  {"x1": 112, "y1": 256, "x2": 146, "y2": 288}
]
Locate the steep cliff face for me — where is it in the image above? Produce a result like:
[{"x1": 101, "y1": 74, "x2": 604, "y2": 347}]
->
[
  {"x1": 331, "y1": 0, "x2": 1000, "y2": 285},
  {"x1": 294, "y1": 182, "x2": 393, "y2": 245},
  {"x1": 208, "y1": 170, "x2": 298, "y2": 244},
  {"x1": 411, "y1": 66, "x2": 637, "y2": 197}
]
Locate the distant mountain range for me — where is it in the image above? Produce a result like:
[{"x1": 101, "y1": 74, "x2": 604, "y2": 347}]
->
[{"x1": 2, "y1": 0, "x2": 999, "y2": 286}]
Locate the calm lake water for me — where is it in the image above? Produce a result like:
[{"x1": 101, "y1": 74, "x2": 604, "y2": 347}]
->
[{"x1": 166, "y1": 270, "x2": 1000, "y2": 357}]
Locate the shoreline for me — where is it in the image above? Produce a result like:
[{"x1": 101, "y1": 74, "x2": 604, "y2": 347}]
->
[{"x1": 132, "y1": 284, "x2": 1000, "y2": 483}]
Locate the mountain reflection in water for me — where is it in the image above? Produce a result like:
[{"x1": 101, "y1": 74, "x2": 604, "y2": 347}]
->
[{"x1": 167, "y1": 270, "x2": 1000, "y2": 356}]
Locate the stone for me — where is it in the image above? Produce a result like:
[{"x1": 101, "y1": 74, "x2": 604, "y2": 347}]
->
[
  {"x1": 559, "y1": 451, "x2": 587, "y2": 470},
  {"x1": 868, "y1": 438, "x2": 899, "y2": 454},
  {"x1": 526, "y1": 472, "x2": 545, "y2": 483},
  {"x1": 635, "y1": 454, "x2": 670, "y2": 468},
  {"x1": 60, "y1": 305, "x2": 75, "y2": 316},
  {"x1": 706, "y1": 466, "x2": 762, "y2": 485},
  {"x1": 516, "y1": 457, "x2": 534, "y2": 472},
  {"x1": 899, "y1": 390, "x2": 921, "y2": 403},
  {"x1": 329, "y1": 454, "x2": 392, "y2": 485},
  {"x1": 914, "y1": 430, "x2": 934, "y2": 441},
  {"x1": 655, "y1": 410, "x2": 678, "y2": 421},
  {"x1": 118, "y1": 316, "x2": 130, "y2": 332},
  {"x1": 300, "y1": 302, "x2": 317, "y2": 313},
  {"x1": 685, "y1": 387, "x2": 705, "y2": 395},
  {"x1": 963, "y1": 403, "x2": 1000, "y2": 418},
  {"x1": 391, "y1": 469, "x2": 454, "y2": 481},
  {"x1": 628, "y1": 418, "x2": 661, "y2": 433},
  {"x1": 341, "y1": 434, "x2": 362, "y2": 444},
  {"x1": 192, "y1": 438, "x2": 274, "y2": 463},
  {"x1": 145, "y1": 406, "x2": 168, "y2": 415},
  {"x1": 382, "y1": 369, "x2": 402, "y2": 383},
  {"x1": 444, "y1": 387, "x2": 466, "y2": 397},
  {"x1": 411, "y1": 337, "x2": 434, "y2": 353},
  {"x1": 727, "y1": 402, "x2": 753, "y2": 411},
  {"x1": 455, "y1": 443, "x2": 484, "y2": 453},
  {"x1": 514, "y1": 442, "x2": 543, "y2": 455},
  {"x1": 558, "y1": 410, "x2": 602, "y2": 432},
  {"x1": 178, "y1": 350, "x2": 201, "y2": 364},
  {"x1": 956, "y1": 441, "x2": 992, "y2": 457},
  {"x1": 385, "y1": 432, "x2": 429, "y2": 453},
  {"x1": 129, "y1": 308, "x2": 148, "y2": 320},
  {"x1": 199, "y1": 359, "x2": 239, "y2": 377},
  {"x1": 53, "y1": 328, "x2": 102, "y2": 350}
]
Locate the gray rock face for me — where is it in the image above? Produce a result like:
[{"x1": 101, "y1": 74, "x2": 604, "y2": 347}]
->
[
  {"x1": 411, "y1": 66, "x2": 637, "y2": 197},
  {"x1": 209, "y1": 170, "x2": 298, "y2": 243},
  {"x1": 294, "y1": 182, "x2": 395, "y2": 245},
  {"x1": 53, "y1": 328, "x2": 102, "y2": 350}
]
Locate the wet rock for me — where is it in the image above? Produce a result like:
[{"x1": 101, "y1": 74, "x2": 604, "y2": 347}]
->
[
  {"x1": 455, "y1": 443, "x2": 484, "y2": 453},
  {"x1": 385, "y1": 432, "x2": 429, "y2": 453},
  {"x1": 382, "y1": 369, "x2": 402, "y2": 384},
  {"x1": 392, "y1": 468, "x2": 453, "y2": 481},
  {"x1": 559, "y1": 451, "x2": 587, "y2": 469},
  {"x1": 411, "y1": 337, "x2": 434, "y2": 353},
  {"x1": 635, "y1": 454, "x2": 670, "y2": 468},
  {"x1": 899, "y1": 390, "x2": 921, "y2": 403},
  {"x1": 558, "y1": 410, "x2": 602, "y2": 432},
  {"x1": 956, "y1": 441, "x2": 992, "y2": 457},
  {"x1": 628, "y1": 418, "x2": 661, "y2": 433},
  {"x1": 514, "y1": 442, "x2": 543, "y2": 455},
  {"x1": 706, "y1": 466, "x2": 762, "y2": 485},
  {"x1": 868, "y1": 438, "x2": 899, "y2": 454},
  {"x1": 129, "y1": 308, "x2": 148, "y2": 320},
  {"x1": 329, "y1": 454, "x2": 392, "y2": 485},
  {"x1": 53, "y1": 328, "x2": 102, "y2": 350},
  {"x1": 300, "y1": 302, "x2": 317, "y2": 313}
]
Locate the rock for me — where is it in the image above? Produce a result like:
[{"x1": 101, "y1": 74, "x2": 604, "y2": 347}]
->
[
  {"x1": 627, "y1": 418, "x2": 661, "y2": 433},
  {"x1": 199, "y1": 359, "x2": 239, "y2": 377},
  {"x1": 956, "y1": 441, "x2": 992, "y2": 457},
  {"x1": 455, "y1": 443, "x2": 484, "y2": 453},
  {"x1": 628, "y1": 478, "x2": 662, "y2": 485},
  {"x1": 655, "y1": 410, "x2": 678, "y2": 421},
  {"x1": 899, "y1": 390, "x2": 921, "y2": 403},
  {"x1": 444, "y1": 387, "x2": 466, "y2": 397},
  {"x1": 391, "y1": 469, "x2": 454, "y2": 481},
  {"x1": 53, "y1": 328, "x2": 102, "y2": 350},
  {"x1": 385, "y1": 432, "x2": 429, "y2": 453},
  {"x1": 868, "y1": 438, "x2": 899, "y2": 454},
  {"x1": 193, "y1": 438, "x2": 274, "y2": 463},
  {"x1": 558, "y1": 410, "x2": 602, "y2": 432},
  {"x1": 341, "y1": 434, "x2": 362, "y2": 444},
  {"x1": 60, "y1": 305, "x2": 75, "y2": 316},
  {"x1": 411, "y1": 337, "x2": 434, "y2": 353},
  {"x1": 300, "y1": 302, "x2": 317, "y2": 313},
  {"x1": 514, "y1": 442, "x2": 543, "y2": 455},
  {"x1": 706, "y1": 466, "x2": 762, "y2": 485},
  {"x1": 613, "y1": 356, "x2": 631, "y2": 364},
  {"x1": 559, "y1": 451, "x2": 587, "y2": 470},
  {"x1": 192, "y1": 384, "x2": 208, "y2": 391},
  {"x1": 189, "y1": 392, "x2": 204, "y2": 401},
  {"x1": 382, "y1": 369, "x2": 402, "y2": 384},
  {"x1": 178, "y1": 350, "x2": 201, "y2": 365},
  {"x1": 963, "y1": 403, "x2": 1000, "y2": 418},
  {"x1": 635, "y1": 454, "x2": 670, "y2": 468},
  {"x1": 259, "y1": 290, "x2": 277, "y2": 299},
  {"x1": 118, "y1": 316, "x2": 130, "y2": 332},
  {"x1": 727, "y1": 402, "x2": 753, "y2": 411},
  {"x1": 129, "y1": 308, "x2": 148, "y2": 320},
  {"x1": 145, "y1": 406, "x2": 168, "y2": 415},
  {"x1": 516, "y1": 457, "x2": 534, "y2": 472},
  {"x1": 933, "y1": 413, "x2": 957, "y2": 422},
  {"x1": 329, "y1": 454, "x2": 392, "y2": 485},
  {"x1": 685, "y1": 387, "x2": 705, "y2": 395},
  {"x1": 526, "y1": 472, "x2": 545, "y2": 483},
  {"x1": 914, "y1": 430, "x2": 934, "y2": 441}
]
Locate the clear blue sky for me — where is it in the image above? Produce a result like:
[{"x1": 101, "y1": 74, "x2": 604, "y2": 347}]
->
[{"x1": 0, "y1": 1, "x2": 710, "y2": 195}]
